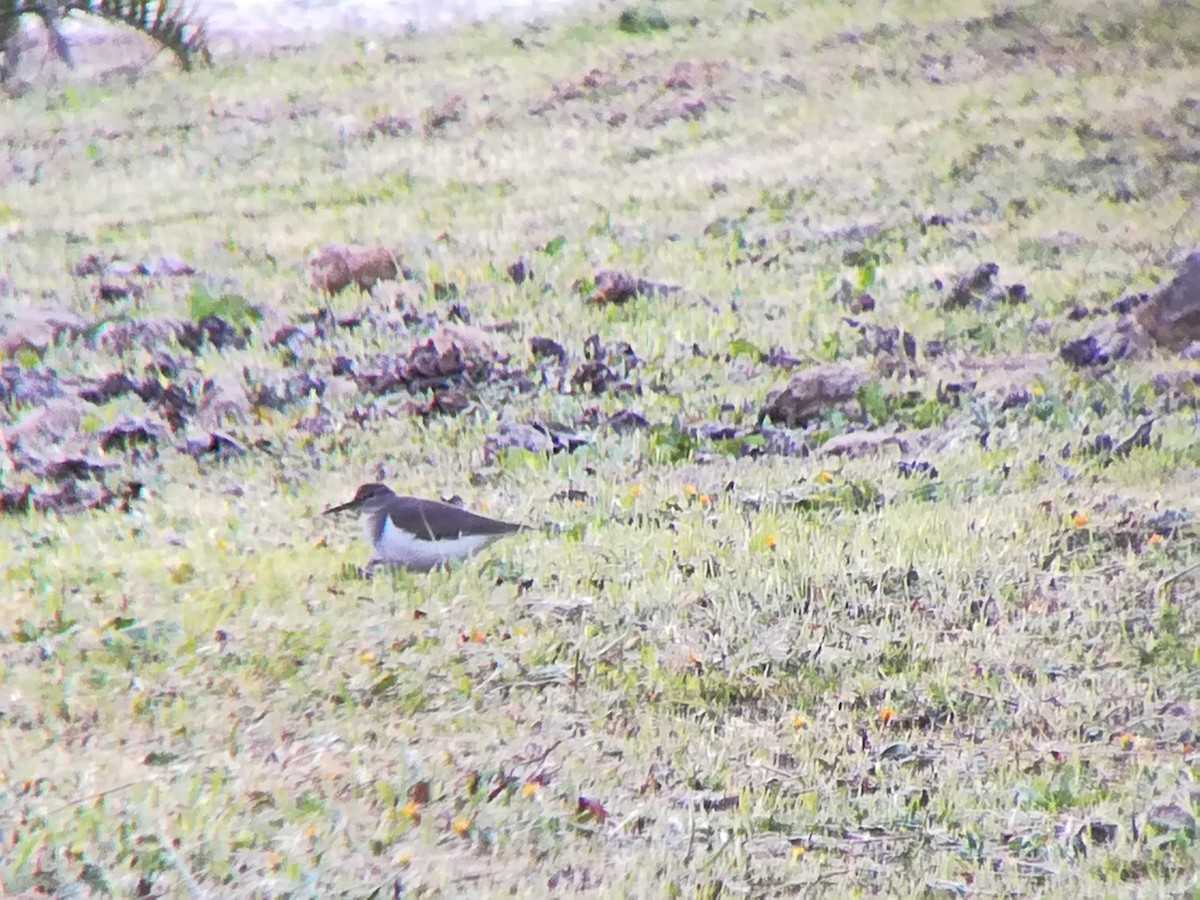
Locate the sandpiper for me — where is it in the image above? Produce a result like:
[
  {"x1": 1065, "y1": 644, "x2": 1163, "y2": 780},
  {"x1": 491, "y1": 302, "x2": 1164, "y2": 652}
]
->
[{"x1": 323, "y1": 483, "x2": 523, "y2": 573}]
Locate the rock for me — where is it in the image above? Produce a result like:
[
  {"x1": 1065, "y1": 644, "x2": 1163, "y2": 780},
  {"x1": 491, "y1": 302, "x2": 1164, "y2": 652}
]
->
[
  {"x1": 1060, "y1": 318, "x2": 1139, "y2": 368},
  {"x1": 608, "y1": 409, "x2": 650, "y2": 432},
  {"x1": 247, "y1": 369, "x2": 326, "y2": 411},
  {"x1": 1, "y1": 397, "x2": 84, "y2": 450},
  {"x1": 0, "y1": 364, "x2": 64, "y2": 407},
  {"x1": 530, "y1": 336, "x2": 567, "y2": 363},
  {"x1": 196, "y1": 376, "x2": 251, "y2": 427},
  {"x1": 309, "y1": 244, "x2": 401, "y2": 295},
  {"x1": 72, "y1": 252, "x2": 110, "y2": 276},
  {"x1": 760, "y1": 364, "x2": 868, "y2": 427},
  {"x1": 79, "y1": 371, "x2": 139, "y2": 405},
  {"x1": 27, "y1": 454, "x2": 120, "y2": 482},
  {"x1": 179, "y1": 431, "x2": 250, "y2": 460},
  {"x1": 428, "y1": 323, "x2": 506, "y2": 363},
  {"x1": 138, "y1": 253, "x2": 195, "y2": 277},
  {"x1": 818, "y1": 431, "x2": 906, "y2": 459},
  {"x1": 98, "y1": 416, "x2": 167, "y2": 453},
  {"x1": 1135, "y1": 249, "x2": 1200, "y2": 352},
  {"x1": 507, "y1": 258, "x2": 531, "y2": 284},
  {"x1": 89, "y1": 315, "x2": 186, "y2": 354},
  {"x1": 941, "y1": 263, "x2": 1026, "y2": 311},
  {"x1": 849, "y1": 292, "x2": 875, "y2": 313},
  {"x1": 585, "y1": 269, "x2": 681, "y2": 305},
  {"x1": 177, "y1": 315, "x2": 246, "y2": 353},
  {"x1": 0, "y1": 307, "x2": 85, "y2": 358},
  {"x1": 98, "y1": 269, "x2": 144, "y2": 302},
  {"x1": 484, "y1": 420, "x2": 590, "y2": 462}
]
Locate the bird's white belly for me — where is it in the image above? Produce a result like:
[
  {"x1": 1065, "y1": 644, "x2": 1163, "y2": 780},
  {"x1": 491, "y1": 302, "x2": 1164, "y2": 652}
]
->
[{"x1": 371, "y1": 517, "x2": 499, "y2": 571}]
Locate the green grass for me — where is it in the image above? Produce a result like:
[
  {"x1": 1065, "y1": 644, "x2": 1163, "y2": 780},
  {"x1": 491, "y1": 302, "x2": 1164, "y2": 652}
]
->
[{"x1": 1, "y1": 0, "x2": 1198, "y2": 895}]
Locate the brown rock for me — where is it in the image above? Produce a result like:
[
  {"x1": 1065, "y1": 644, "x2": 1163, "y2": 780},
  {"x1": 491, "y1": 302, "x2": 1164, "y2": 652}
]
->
[
  {"x1": 196, "y1": 376, "x2": 251, "y2": 428},
  {"x1": 427, "y1": 323, "x2": 506, "y2": 364},
  {"x1": 819, "y1": 429, "x2": 932, "y2": 459},
  {"x1": 309, "y1": 244, "x2": 401, "y2": 295},
  {"x1": 1135, "y1": 249, "x2": 1200, "y2": 352},
  {"x1": 586, "y1": 269, "x2": 681, "y2": 305},
  {"x1": 2, "y1": 397, "x2": 84, "y2": 450},
  {"x1": 0, "y1": 307, "x2": 85, "y2": 358},
  {"x1": 89, "y1": 315, "x2": 185, "y2": 354},
  {"x1": 760, "y1": 364, "x2": 868, "y2": 427}
]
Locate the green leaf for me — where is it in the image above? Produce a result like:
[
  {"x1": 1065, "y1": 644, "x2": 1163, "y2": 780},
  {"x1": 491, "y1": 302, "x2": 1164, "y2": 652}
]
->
[
  {"x1": 186, "y1": 284, "x2": 262, "y2": 326},
  {"x1": 540, "y1": 235, "x2": 567, "y2": 256},
  {"x1": 617, "y1": 7, "x2": 670, "y2": 35},
  {"x1": 727, "y1": 337, "x2": 764, "y2": 360}
]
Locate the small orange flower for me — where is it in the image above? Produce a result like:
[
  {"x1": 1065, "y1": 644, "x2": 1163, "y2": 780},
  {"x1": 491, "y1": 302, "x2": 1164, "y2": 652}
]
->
[
  {"x1": 1072, "y1": 513, "x2": 1088, "y2": 528},
  {"x1": 877, "y1": 705, "x2": 897, "y2": 725},
  {"x1": 400, "y1": 800, "x2": 421, "y2": 820},
  {"x1": 683, "y1": 484, "x2": 698, "y2": 496},
  {"x1": 471, "y1": 630, "x2": 486, "y2": 643},
  {"x1": 765, "y1": 534, "x2": 778, "y2": 550},
  {"x1": 816, "y1": 471, "x2": 833, "y2": 484},
  {"x1": 451, "y1": 818, "x2": 471, "y2": 838},
  {"x1": 791, "y1": 714, "x2": 807, "y2": 729},
  {"x1": 522, "y1": 781, "x2": 539, "y2": 798},
  {"x1": 1147, "y1": 533, "x2": 1164, "y2": 546},
  {"x1": 629, "y1": 484, "x2": 643, "y2": 497},
  {"x1": 698, "y1": 493, "x2": 711, "y2": 505},
  {"x1": 1115, "y1": 731, "x2": 1134, "y2": 750}
]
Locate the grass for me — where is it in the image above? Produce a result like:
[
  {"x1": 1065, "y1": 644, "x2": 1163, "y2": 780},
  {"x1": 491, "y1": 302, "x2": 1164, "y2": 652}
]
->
[{"x1": 1, "y1": 0, "x2": 1198, "y2": 895}]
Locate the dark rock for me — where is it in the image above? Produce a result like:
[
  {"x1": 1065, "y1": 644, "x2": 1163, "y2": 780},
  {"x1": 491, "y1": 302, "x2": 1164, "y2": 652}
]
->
[
  {"x1": 944, "y1": 262, "x2": 999, "y2": 309},
  {"x1": 177, "y1": 315, "x2": 246, "y2": 354},
  {"x1": 1135, "y1": 248, "x2": 1200, "y2": 351},
  {"x1": 1060, "y1": 319, "x2": 1134, "y2": 367},
  {"x1": 584, "y1": 269, "x2": 681, "y2": 305},
  {"x1": 530, "y1": 336, "x2": 567, "y2": 363},
  {"x1": 249, "y1": 370, "x2": 326, "y2": 411},
  {"x1": 484, "y1": 420, "x2": 590, "y2": 461},
  {"x1": 0, "y1": 364, "x2": 64, "y2": 407},
  {"x1": 898, "y1": 459, "x2": 939, "y2": 479},
  {"x1": 1000, "y1": 387, "x2": 1032, "y2": 410},
  {"x1": 849, "y1": 292, "x2": 875, "y2": 313},
  {"x1": 765, "y1": 346, "x2": 802, "y2": 368},
  {"x1": 507, "y1": 258, "x2": 531, "y2": 284},
  {"x1": 551, "y1": 488, "x2": 589, "y2": 503},
  {"x1": 99, "y1": 416, "x2": 167, "y2": 453},
  {"x1": 34, "y1": 455, "x2": 120, "y2": 482},
  {"x1": 1110, "y1": 292, "x2": 1148, "y2": 315},
  {"x1": 179, "y1": 431, "x2": 250, "y2": 460},
  {"x1": 79, "y1": 371, "x2": 138, "y2": 405},
  {"x1": 760, "y1": 364, "x2": 868, "y2": 427},
  {"x1": 1, "y1": 307, "x2": 85, "y2": 358},
  {"x1": 138, "y1": 254, "x2": 194, "y2": 277},
  {"x1": 608, "y1": 409, "x2": 650, "y2": 432},
  {"x1": 72, "y1": 253, "x2": 109, "y2": 276}
]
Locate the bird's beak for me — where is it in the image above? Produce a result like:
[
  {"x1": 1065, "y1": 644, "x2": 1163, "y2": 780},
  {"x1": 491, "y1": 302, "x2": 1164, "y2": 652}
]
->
[{"x1": 323, "y1": 497, "x2": 362, "y2": 515}]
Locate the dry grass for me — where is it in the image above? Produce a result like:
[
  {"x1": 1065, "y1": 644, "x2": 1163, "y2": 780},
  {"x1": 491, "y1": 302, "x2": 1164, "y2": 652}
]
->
[{"x1": 1, "y1": 0, "x2": 1198, "y2": 896}]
